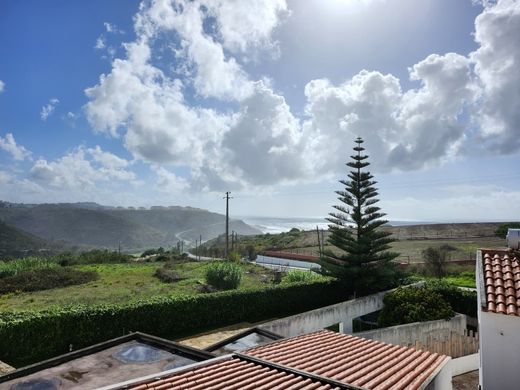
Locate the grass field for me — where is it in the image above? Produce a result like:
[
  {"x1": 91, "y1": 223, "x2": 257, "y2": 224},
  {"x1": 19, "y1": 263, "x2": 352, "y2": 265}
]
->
[{"x1": 0, "y1": 261, "x2": 274, "y2": 311}]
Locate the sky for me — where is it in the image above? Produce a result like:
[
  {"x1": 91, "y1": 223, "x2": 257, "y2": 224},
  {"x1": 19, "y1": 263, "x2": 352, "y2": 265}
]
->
[{"x1": 0, "y1": 0, "x2": 520, "y2": 222}]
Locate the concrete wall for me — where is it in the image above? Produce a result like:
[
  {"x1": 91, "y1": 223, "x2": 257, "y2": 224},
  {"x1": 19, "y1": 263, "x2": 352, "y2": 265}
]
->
[
  {"x1": 354, "y1": 314, "x2": 467, "y2": 347},
  {"x1": 259, "y1": 289, "x2": 389, "y2": 337},
  {"x1": 431, "y1": 361, "x2": 452, "y2": 390},
  {"x1": 479, "y1": 310, "x2": 520, "y2": 390},
  {"x1": 450, "y1": 353, "x2": 479, "y2": 377}
]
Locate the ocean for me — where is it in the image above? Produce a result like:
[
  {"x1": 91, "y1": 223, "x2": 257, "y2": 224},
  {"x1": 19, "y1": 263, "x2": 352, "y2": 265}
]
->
[{"x1": 241, "y1": 216, "x2": 436, "y2": 234}]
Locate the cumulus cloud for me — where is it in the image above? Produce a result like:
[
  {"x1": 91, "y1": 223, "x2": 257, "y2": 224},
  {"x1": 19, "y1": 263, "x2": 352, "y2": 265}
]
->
[
  {"x1": 29, "y1": 146, "x2": 135, "y2": 190},
  {"x1": 0, "y1": 133, "x2": 32, "y2": 161},
  {"x1": 471, "y1": 0, "x2": 520, "y2": 153},
  {"x1": 83, "y1": 0, "x2": 520, "y2": 192},
  {"x1": 40, "y1": 98, "x2": 59, "y2": 121},
  {"x1": 153, "y1": 165, "x2": 189, "y2": 192},
  {"x1": 204, "y1": 0, "x2": 288, "y2": 54},
  {"x1": 0, "y1": 80, "x2": 4, "y2": 93}
]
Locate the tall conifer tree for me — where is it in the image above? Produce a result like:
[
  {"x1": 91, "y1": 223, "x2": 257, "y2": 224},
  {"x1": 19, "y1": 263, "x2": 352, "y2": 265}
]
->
[{"x1": 321, "y1": 137, "x2": 399, "y2": 295}]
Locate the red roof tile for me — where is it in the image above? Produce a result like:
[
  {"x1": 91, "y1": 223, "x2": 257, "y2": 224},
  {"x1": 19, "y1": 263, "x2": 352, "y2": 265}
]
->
[
  {"x1": 482, "y1": 252, "x2": 520, "y2": 316},
  {"x1": 126, "y1": 356, "x2": 342, "y2": 390},
  {"x1": 244, "y1": 330, "x2": 449, "y2": 390}
]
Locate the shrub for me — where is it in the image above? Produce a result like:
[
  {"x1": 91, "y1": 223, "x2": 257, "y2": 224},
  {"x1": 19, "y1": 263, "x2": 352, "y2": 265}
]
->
[
  {"x1": 495, "y1": 222, "x2": 520, "y2": 238},
  {"x1": 0, "y1": 279, "x2": 345, "y2": 367},
  {"x1": 0, "y1": 257, "x2": 58, "y2": 278},
  {"x1": 281, "y1": 270, "x2": 325, "y2": 284},
  {"x1": 205, "y1": 261, "x2": 242, "y2": 290},
  {"x1": 78, "y1": 250, "x2": 133, "y2": 264},
  {"x1": 227, "y1": 251, "x2": 241, "y2": 262},
  {"x1": 154, "y1": 268, "x2": 184, "y2": 283},
  {"x1": 422, "y1": 247, "x2": 448, "y2": 278},
  {"x1": 425, "y1": 280, "x2": 477, "y2": 318},
  {"x1": 378, "y1": 286, "x2": 455, "y2": 327},
  {"x1": 0, "y1": 268, "x2": 98, "y2": 294}
]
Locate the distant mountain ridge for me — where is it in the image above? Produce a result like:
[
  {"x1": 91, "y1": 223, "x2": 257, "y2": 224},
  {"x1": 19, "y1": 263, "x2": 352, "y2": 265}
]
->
[{"x1": 0, "y1": 201, "x2": 261, "y2": 252}]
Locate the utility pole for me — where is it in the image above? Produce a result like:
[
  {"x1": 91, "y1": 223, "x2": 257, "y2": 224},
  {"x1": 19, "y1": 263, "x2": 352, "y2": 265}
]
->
[
  {"x1": 316, "y1": 226, "x2": 321, "y2": 257},
  {"x1": 223, "y1": 191, "x2": 232, "y2": 258},
  {"x1": 199, "y1": 234, "x2": 202, "y2": 260}
]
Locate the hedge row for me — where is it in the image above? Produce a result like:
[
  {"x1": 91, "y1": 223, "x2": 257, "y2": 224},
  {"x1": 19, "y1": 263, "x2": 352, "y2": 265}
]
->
[{"x1": 0, "y1": 280, "x2": 344, "y2": 367}]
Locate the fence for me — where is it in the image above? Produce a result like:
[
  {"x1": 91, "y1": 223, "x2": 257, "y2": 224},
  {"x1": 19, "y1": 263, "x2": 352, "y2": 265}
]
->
[
  {"x1": 410, "y1": 329, "x2": 479, "y2": 358},
  {"x1": 355, "y1": 315, "x2": 479, "y2": 358}
]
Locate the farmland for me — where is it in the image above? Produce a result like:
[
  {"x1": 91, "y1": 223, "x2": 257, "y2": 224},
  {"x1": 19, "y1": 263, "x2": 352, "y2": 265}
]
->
[{"x1": 0, "y1": 261, "x2": 276, "y2": 311}]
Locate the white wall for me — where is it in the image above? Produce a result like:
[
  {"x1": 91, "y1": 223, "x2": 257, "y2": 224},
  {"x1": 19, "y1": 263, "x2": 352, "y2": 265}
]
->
[
  {"x1": 259, "y1": 289, "x2": 388, "y2": 337},
  {"x1": 450, "y1": 353, "x2": 479, "y2": 377},
  {"x1": 479, "y1": 311, "x2": 520, "y2": 390}
]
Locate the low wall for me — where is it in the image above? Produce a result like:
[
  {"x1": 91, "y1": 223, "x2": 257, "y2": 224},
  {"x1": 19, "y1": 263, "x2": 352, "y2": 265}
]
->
[
  {"x1": 354, "y1": 314, "x2": 467, "y2": 346},
  {"x1": 259, "y1": 289, "x2": 388, "y2": 337},
  {"x1": 451, "y1": 353, "x2": 479, "y2": 377}
]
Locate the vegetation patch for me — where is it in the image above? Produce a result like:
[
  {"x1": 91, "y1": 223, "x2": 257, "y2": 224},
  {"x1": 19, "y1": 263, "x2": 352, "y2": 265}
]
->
[
  {"x1": 205, "y1": 261, "x2": 243, "y2": 290},
  {"x1": 378, "y1": 286, "x2": 455, "y2": 327},
  {"x1": 0, "y1": 268, "x2": 98, "y2": 294},
  {"x1": 281, "y1": 270, "x2": 326, "y2": 284},
  {"x1": 0, "y1": 257, "x2": 58, "y2": 278},
  {"x1": 154, "y1": 268, "x2": 184, "y2": 283},
  {"x1": 0, "y1": 279, "x2": 345, "y2": 367}
]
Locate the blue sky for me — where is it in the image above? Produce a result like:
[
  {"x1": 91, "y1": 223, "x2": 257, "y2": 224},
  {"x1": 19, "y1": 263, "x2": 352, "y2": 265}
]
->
[{"x1": 1, "y1": 0, "x2": 519, "y2": 222}]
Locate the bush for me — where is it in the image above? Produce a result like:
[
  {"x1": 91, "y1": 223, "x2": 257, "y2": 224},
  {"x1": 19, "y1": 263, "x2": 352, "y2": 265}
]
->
[
  {"x1": 281, "y1": 270, "x2": 325, "y2": 284},
  {"x1": 0, "y1": 268, "x2": 98, "y2": 294},
  {"x1": 205, "y1": 261, "x2": 242, "y2": 290},
  {"x1": 0, "y1": 257, "x2": 58, "y2": 278},
  {"x1": 495, "y1": 222, "x2": 520, "y2": 238},
  {"x1": 422, "y1": 247, "x2": 448, "y2": 278},
  {"x1": 227, "y1": 251, "x2": 241, "y2": 262},
  {"x1": 154, "y1": 268, "x2": 184, "y2": 283},
  {"x1": 0, "y1": 279, "x2": 345, "y2": 367},
  {"x1": 378, "y1": 286, "x2": 455, "y2": 327},
  {"x1": 425, "y1": 280, "x2": 477, "y2": 318}
]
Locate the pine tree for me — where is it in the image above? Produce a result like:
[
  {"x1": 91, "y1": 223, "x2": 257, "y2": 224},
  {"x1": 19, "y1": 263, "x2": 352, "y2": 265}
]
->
[{"x1": 321, "y1": 137, "x2": 400, "y2": 295}]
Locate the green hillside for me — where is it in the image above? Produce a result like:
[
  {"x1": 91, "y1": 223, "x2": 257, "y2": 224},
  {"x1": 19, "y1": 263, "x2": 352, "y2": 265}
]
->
[
  {"x1": 0, "y1": 220, "x2": 61, "y2": 258},
  {"x1": 0, "y1": 202, "x2": 261, "y2": 252}
]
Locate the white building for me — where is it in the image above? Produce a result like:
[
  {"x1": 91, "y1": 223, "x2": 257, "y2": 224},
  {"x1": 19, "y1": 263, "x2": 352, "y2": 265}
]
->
[{"x1": 477, "y1": 249, "x2": 520, "y2": 390}]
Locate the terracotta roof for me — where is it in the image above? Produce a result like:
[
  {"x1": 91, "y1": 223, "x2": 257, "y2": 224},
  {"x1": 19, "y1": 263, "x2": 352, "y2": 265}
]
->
[
  {"x1": 244, "y1": 330, "x2": 449, "y2": 390},
  {"x1": 482, "y1": 251, "x2": 520, "y2": 316},
  {"x1": 126, "y1": 356, "x2": 345, "y2": 390}
]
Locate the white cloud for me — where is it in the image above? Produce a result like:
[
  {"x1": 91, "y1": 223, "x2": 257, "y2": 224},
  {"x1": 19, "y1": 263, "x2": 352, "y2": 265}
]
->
[
  {"x1": 0, "y1": 80, "x2": 4, "y2": 93},
  {"x1": 82, "y1": 0, "x2": 520, "y2": 193},
  {"x1": 302, "y1": 52, "x2": 475, "y2": 173},
  {"x1": 470, "y1": 0, "x2": 520, "y2": 153},
  {"x1": 204, "y1": 0, "x2": 288, "y2": 54},
  {"x1": 153, "y1": 165, "x2": 189, "y2": 192},
  {"x1": 29, "y1": 146, "x2": 135, "y2": 190},
  {"x1": 0, "y1": 133, "x2": 32, "y2": 161},
  {"x1": 95, "y1": 36, "x2": 106, "y2": 50},
  {"x1": 40, "y1": 98, "x2": 59, "y2": 121},
  {"x1": 104, "y1": 22, "x2": 123, "y2": 34}
]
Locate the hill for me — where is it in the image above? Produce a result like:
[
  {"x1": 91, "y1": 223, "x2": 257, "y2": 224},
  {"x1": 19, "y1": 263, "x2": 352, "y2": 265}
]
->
[
  {"x1": 0, "y1": 220, "x2": 62, "y2": 258},
  {"x1": 0, "y1": 202, "x2": 261, "y2": 252}
]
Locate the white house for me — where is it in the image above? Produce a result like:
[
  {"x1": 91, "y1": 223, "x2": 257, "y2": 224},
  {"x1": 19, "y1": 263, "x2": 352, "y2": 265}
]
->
[{"x1": 477, "y1": 248, "x2": 520, "y2": 390}]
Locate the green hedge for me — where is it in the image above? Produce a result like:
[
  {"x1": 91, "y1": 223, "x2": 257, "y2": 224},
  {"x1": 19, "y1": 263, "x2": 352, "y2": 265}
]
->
[
  {"x1": 0, "y1": 280, "x2": 344, "y2": 367},
  {"x1": 425, "y1": 280, "x2": 477, "y2": 318}
]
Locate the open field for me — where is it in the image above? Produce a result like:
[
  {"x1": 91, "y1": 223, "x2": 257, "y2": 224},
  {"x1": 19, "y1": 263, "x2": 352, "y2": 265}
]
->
[
  {"x1": 0, "y1": 261, "x2": 273, "y2": 311},
  {"x1": 270, "y1": 223, "x2": 505, "y2": 263}
]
